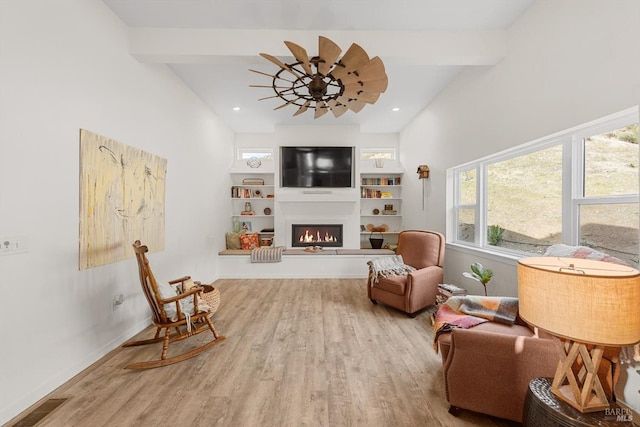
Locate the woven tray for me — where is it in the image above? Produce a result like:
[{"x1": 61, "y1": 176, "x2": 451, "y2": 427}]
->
[{"x1": 200, "y1": 284, "x2": 221, "y2": 314}]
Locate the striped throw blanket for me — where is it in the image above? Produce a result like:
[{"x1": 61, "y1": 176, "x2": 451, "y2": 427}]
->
[
  {"x1": 367, "y1": 255, "x2": 416, "y2": 284},
  {"x1": 433, "y1": 296, "x2": 518, "y2": 352},
  {"x1": 251, "y1": 246, "x2": 283, "y2": 263}
]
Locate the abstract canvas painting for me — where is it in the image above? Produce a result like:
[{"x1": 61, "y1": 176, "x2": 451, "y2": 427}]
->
[{"x1": 79, "y1": 129, "x2": 166, "y2": 270}]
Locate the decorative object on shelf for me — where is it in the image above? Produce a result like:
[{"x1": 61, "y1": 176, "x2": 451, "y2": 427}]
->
[
  {"x1": 254, "y1": 189, "x2": 262, "y2": 197},
  {"x1": 247, "y1": 157, "x2": 262, "y2": 168},
  {"x1": 266, "y1": 194, "x2": 275, "y2": 198},
  {"x1": 462, "y1": 262, "x2": 493, "y2": 296},
  {"x1": 263, "y1": 207, "x2": 271, "y2": 215},
  {"x1": 244, "y1": 202, "x2": 252, "y2": 213},
  {"x1": 259, "y1": 237, "x2": 273, "y2": 247},
  {"x1": 518, "y1": 257, "x2": 640, "y2": 413},
  {"x1": 250, "y1": 36, "x2": 388, "y2": 119},
  {"x1": 233, "y1": 218, "x2": 240, "y2": 233},
  {"x1": 382, "y1": 204, "x2": 396, "y2": 215},
  {"x1": 372, "y1": 208, "x2": 380, "y2": 215},
  {"x1": 369, "y1": 231, "x2": 384, "y2": 249},
  {"x1": 375, "y1": 158, "x2": 385, "y2": 168},
  {"x1": 241, "y1": 221, "x2": 252, "y2": 232},
  {"x1": 242, "y1": 178, "x2": 264, "y2": 186},
  {"x1": 366, "y1": 224, "x2": 389, "y2": 232}
]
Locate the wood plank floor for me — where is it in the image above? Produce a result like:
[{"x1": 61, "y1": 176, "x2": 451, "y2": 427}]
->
[{"x1": 12, "y1": 279, "x2": 520, "y2": 427}]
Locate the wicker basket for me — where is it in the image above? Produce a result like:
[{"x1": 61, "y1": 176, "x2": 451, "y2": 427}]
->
[{"x1": 200, "y1": 284, "x2": 221, "y2": 314}]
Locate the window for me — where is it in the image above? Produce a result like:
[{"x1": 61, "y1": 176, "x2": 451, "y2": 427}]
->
[
  {"x1": 455, "y1": 168, "x2": 477, "y2": 243},
  {"x1": 237, "y1": 148, "x2": 273, "y2": 160},
  {"x1": 486, "y1": 144, "x2": 563, "y2": 253},
  {"x1": 360, "y1": 148, "x2": 396, "y2": 160},
  {"x1": 449, "y1": 108, "x2": 639, "y2": 266}
]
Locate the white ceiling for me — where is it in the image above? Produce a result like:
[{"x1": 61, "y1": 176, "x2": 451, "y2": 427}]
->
[{"x1": 102, "y1": 0, "x2": 535, "y2": 133}]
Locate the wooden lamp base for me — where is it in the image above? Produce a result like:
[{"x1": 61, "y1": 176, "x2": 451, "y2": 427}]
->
[{"x1": 551, "y1": 338, "x2": 610, "y2": 413}]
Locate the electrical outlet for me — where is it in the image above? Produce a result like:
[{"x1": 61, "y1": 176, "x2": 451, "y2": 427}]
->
[
  {"x1": 113, "y1": 294, "x2": 124, "y2": 309},
  {"x1": 0, "y1": 236, "x2": 28, "y2": 256}
]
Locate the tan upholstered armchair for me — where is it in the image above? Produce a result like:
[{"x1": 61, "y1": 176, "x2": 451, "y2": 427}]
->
[{"x1": 367, "y1": 230, "x2": 445, "y2": 317}]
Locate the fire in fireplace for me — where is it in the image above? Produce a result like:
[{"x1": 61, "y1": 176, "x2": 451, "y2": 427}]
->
[{"x1": 291, "y1": 224, "x2": 343, "y2": 248}]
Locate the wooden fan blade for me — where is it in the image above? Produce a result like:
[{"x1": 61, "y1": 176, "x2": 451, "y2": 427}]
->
[
  {"x1": 293, "y1": 100, "x2": 311, "y2": 116},
  {"x1": 259, "y1": 53, "x2": 298, "y2": 78},
  {"x1": 336, "y1": 96, "x2": 366, "y2": 113},
  {"x1": 339, "y1": 57, "x2": 387, "y2": 84},
  {"x1": 326, "y1": 99, "x2": 348, "y2": 118},
  {"x1": 331, "y1": 43, "x2": 369, "y2": 79},
  {"x1": 318, "y1": 36, "x2": 342, "y2": 76},
  {"x1": 258, "y1": 95, "x2": 281, "y2": 101},
  {"x1": 274, "y1": 100, "x2": 297, "y2": 110},
  {"x1": 249, "y1": 85, "x2": 290, "y2": 89},
  {"x1": 314, "y1": 101, "x2": 329, "y2": 119},
  {"x1": 354, "y1": 92, "x2": 380, "y2": 104},
  {"x1": 341, "y1": 77, "x2": 389, "y2": 94},
  {"x1": 284, "y1": 41, "x2": 313, "y2": 75},
  {"x1": 249, "y1": 69, "x2": 276, "y2": 78},
  {"x1": 348, "y1": 100, "x2": 366, "y2": 113}
]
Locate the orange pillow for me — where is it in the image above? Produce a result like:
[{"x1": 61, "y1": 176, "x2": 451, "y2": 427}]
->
[{"x1": 239, "y1": 233, "x2": 260, "y2": 250}]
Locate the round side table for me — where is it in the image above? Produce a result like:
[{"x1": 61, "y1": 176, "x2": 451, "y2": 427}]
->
[{"x1": 523, "y1": 377, "x2": 633, "y2": 426}]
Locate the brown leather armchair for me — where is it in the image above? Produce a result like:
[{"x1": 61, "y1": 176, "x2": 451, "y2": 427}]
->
[
  {"x1": 368, "y1": 230, "x2": 445, "y2": 317},
  {"x1": 437, "y1": 314, "x2": 619, "y2": 423}
]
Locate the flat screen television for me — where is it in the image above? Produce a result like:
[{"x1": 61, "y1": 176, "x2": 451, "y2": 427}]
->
[{"x1": 280, "y1": 146, "x2": 354, "y2": 188}]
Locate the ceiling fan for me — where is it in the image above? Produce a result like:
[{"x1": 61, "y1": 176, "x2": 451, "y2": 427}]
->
[{"x1": 250, "y1": 36, "x2": 388, "y2": 119}]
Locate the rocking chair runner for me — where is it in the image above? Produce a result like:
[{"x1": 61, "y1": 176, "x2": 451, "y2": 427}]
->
[{"x1": 122, "y1": 240, "x2": 226, "y2": 369}]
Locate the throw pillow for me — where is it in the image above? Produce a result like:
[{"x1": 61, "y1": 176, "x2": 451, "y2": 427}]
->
[
  {"x1": 156, "y1": 280, "x2": 180, "y2": 320},
  {"x1": 226, "y1": 232, "x2": 242, "y2": 250},
  {"x1": 543, "y1": 244, "x2": 628, "y2": 265},
  {"x1": 239, "y1": 233, "x2": 260, "y2": 250}
]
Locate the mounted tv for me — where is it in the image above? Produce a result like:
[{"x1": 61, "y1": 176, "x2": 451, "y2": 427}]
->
[{"x1": 280, "y1": 146, "x2": 354, "y2": 188}]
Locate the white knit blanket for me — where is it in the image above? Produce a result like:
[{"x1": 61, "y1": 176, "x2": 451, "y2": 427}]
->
[
  {"x1": 251, "y1": 246, "x2": 283, "y2": 263},
  {"x1": 368, "y1": 255, "x2": 416, "y2": 284}
]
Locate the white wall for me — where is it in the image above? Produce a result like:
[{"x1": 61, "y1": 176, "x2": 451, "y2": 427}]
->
[
  {"x1": 398, "y1": 0, "x2": 640, "y2": 411},
  {"x1": 0, "y1": 1, "x2": 234, "y2": 423}
]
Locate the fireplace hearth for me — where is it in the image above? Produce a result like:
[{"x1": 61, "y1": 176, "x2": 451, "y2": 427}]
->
[{"x1": 291, "y1": 224, "x2": 343, "y2": 248}]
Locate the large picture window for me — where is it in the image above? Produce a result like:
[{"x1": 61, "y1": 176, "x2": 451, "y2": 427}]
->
[{"x1": 448, "y1": 108, "x2": 639, "y2": 266}]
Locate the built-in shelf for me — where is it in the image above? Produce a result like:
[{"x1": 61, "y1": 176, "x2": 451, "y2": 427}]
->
[{"x1": 360, "y1": 171, "x2": 403, "y2": 249}]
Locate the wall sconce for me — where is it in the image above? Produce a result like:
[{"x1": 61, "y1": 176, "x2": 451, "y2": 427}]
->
[{"x1": 417, "y1": 165, "x2": 430, "y2": 179}]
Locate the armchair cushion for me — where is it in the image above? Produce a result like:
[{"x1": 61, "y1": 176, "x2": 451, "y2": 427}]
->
[{"x1": 374, "y1": 274, "x2": 408, "y2": 296}]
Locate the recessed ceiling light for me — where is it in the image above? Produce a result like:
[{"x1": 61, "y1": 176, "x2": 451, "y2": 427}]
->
[
  {"x1": 391, "y1": 107, "x2": 400, "y2": 112},
  {"x1": 232, "y1": 106, "x2": 240, "y2": 111}
]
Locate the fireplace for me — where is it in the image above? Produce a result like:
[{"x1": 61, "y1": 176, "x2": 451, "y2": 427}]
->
[{"x1": 291, "y1": 224, "x2": 343, "y2": 248}]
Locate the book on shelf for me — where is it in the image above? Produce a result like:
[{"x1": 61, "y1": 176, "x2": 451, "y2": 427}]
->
[
  {"x1": 360, "y1": 177, "x2": 402, "y2": 186},
  {"x1": 231, "y1": 186, "x2": 256, "y2": 198}
]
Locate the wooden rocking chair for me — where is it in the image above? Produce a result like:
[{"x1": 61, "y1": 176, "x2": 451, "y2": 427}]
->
[{"x1": 122, "y1": 240, "x2": 226, "y2": 369}]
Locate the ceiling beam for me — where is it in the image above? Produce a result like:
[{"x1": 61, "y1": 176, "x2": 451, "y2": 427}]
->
[{"x1": 128, "y1": 29, "x2": 506, "y2": 66}]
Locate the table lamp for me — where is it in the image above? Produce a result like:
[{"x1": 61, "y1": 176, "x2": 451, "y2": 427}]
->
[{"x1": 518, "y1": 256, "x2": 640, "y2": 413}]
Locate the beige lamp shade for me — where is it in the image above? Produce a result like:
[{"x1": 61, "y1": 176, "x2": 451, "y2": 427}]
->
[{"x1": 518, "y1": 257, "x2": 640, "y2": 346}]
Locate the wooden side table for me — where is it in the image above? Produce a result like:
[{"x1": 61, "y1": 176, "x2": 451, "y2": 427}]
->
[{"x1": 523, "y1": 377, "x2": 633, "y2": 426}]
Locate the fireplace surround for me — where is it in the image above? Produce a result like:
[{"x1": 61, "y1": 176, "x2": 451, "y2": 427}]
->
[{"x1": 291, "y1": 224, "x2": 343, "y2": 248}]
